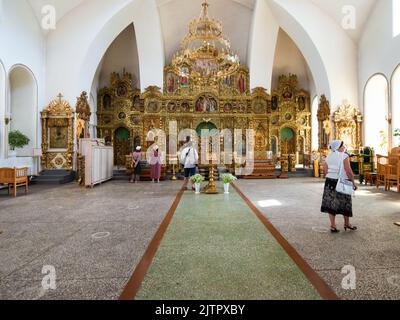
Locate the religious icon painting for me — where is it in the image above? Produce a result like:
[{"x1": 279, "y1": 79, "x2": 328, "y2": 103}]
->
[
  {"x1": 103, "y1": 115, "x2": 112, "y2": 125},
  {"x1": 166, "y1": 72, "x2": 178, "y2": 94},
  {"x1": 147, "y1": 101, "x2": 160, "y2": 113},
  {"x1": 180, "y1": 67, "x2": 190, "y2": 87},
  {"x1": 271, "y1": 116, "x2": 279, "y2": 125},
  {"x1": 285, "y1": 113, "x2": 293, "y2": 121},
  {"x1": 167, "y1": 102, "x2": 177, "y2": 113},
  {"x1": 116, "y1": 84, "x2": 128, "y2": 97},
  {"x1": 237, "y1": 74, "x2": 246, "y2": 94},
  {"x1": 49, "y1": 127, "x2": 68, "y2": 150},
  {"x1": 298, "y1": 96, "x2": 306, "y2": 111},
  {"x1": 118, "y1": 112, "x2": 126, "y2": 120},
  {"x1": 103, "y1": 94, "x2": 112, "y2": 111},
  {"x1": 224, "y1": 103, "x2": 233, "y2": 112},
  {"x1": 237, "y1": 103, "x2": 246, "y2": 113},
  {"x1": 130, "y1": 115, "x2": 140, "y2": 126},
  {"x1": 271, "y1": 96, "x2": 278, "y2": 111},
  {"x1": 181, "y1": 101, "x2": 190, "y2": 112},
  {"x1": 132, "y1": 95, "x2": 141, "y2": 111},
  {"x1": 253, "y1": 101, "x2": 265, "y2": 114}
]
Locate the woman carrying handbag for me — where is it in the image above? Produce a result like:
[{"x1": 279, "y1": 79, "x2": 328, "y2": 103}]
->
[{"x1": 321, "y1": 140, "x2": 358, "y2": 233}]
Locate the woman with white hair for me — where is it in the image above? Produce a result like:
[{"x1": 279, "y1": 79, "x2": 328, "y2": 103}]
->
[
  {"x1": 321, "y1": 140, "x2": 358, "y2": 233},
  {"x1": 130, "y1": 146, "x2": 142, "y2": 183}
]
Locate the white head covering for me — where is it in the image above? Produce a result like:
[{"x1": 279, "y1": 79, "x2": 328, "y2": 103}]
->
[
  {"x1": 136, "y1": 146, "x2": 141, "y2": 151},
  {"x1": 153, "y1": 145, "x2": 159, "y2": 151},
  {"x1": 328, "y1": 140, "x2": 343, "y2": 152}
]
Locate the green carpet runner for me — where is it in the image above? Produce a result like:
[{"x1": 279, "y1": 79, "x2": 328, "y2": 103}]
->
[{"x1": 136, "y1": 185, "x2": 322, "y2": 300}]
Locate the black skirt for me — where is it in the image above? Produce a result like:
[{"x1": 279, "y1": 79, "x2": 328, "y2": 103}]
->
[
  {"x1": 134, "y1": 162, "x2": 142, "y2": 175},
  {"x1": 321, "y1": 178, "x2": 353, "y2": 217}
]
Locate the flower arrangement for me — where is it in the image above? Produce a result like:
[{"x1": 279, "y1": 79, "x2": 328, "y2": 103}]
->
[
  {"x1": 190, "y1": 174, "x2": 205, "y2": 184},
  {"x1": 220, "y1": 173, "x2": 237, "y2": 184},
  {"x1": 9, "y1": 130, "x2": 30, "y2": 151}
]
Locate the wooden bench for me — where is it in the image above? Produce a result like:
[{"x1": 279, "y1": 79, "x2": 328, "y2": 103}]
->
[{"x1": 0, "y1": 167, "x2": 29, "y2": 197}]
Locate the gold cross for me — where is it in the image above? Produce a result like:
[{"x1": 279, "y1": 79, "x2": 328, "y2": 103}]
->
[{"x1": 57, "y1": 93, "x2": 64, "y2": 103}]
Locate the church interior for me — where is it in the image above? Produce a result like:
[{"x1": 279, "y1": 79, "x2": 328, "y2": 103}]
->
[{"x1": 1, "y1": 0, "x2": 400, "y2": 301}]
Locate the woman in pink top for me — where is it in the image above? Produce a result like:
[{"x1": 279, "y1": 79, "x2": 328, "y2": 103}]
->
[{"x1": 150, "y1": 145, "x2": 162, "y2": 183}]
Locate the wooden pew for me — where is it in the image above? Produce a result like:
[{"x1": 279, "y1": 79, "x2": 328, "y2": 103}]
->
[{"x1": 0, "y1": 167, "x2": 29, "y2": 197}]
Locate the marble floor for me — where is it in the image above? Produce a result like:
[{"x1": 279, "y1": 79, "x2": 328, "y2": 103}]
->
[
  {"x1": 0, "y1": 178, "x2": 399, "y2": 300},
  {"x1": 0, "y1": 181, "x2": 183, "y2": 300},
  {"x1": 235, "y1": 179, "x2": 400, "y2": 300}
]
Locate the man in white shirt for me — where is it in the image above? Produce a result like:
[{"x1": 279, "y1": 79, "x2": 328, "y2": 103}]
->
[{"x1": 180, "y1": 137, "x2": 199, "y2": 190}]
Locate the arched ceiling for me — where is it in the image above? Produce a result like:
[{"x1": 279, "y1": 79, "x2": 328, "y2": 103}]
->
[{"x1": 28, "y1": 0, "x2": 377, "y2": 46}]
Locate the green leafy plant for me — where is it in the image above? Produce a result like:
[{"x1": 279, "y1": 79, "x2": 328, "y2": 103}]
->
[
  {"x1": 394, "y1": 128, "x2": 400, "y2": 147},
  {"x1": 9, "y1": 130, "x2": 30, "y2": 150},
  {"x1": 220, "y1": 173, "x2": 238, "y2": 184},
  {"x1": 190, "y1": 174, "x2": 205, "y2": 184}
]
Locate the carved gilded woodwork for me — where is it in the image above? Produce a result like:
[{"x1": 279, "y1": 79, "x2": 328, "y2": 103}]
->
[
  {"x1": 96, "y1": 3, "x2": 311, "y2": 168},
  {"x1": 317, "y1": 94, "x2": 331, "y2": 152},
  {"x1": 333, "y1": 102, "x2": 363, "y2": 150},
  {"x1": 76, "y1": 91, "x2": 91, "y2": 140},
  {"x1": 41, "y1": 94, "x2": 75, "y2": 170}
]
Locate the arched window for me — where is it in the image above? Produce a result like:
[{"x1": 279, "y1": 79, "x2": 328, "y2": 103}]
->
[
  {"x1": 0, "y1": 61, "x2": 6, "y2": 159},
  {"x1": 311, "y1": 96, "x2": 319, "y2": 151},
  {"x1": 9, "y1": 65, "x2": 38, "y2": 157},
  {"x1": 394, "y1": 0, "x2": 400, "y2": 38},
  {"x1": 364, "y1": 74, "x2": 389, "y2": 155},
  {"x1": 392, "y1": 65, "x2": 400, "y2": 147}
]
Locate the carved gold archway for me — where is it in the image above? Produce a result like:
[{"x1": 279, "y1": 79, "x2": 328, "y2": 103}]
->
[
  {"x1": 41, "y1": 94, "x2": 75, "y2": 170},
  {"x1": 333, "y1": 102, "x2": 363, "y2": 151}
]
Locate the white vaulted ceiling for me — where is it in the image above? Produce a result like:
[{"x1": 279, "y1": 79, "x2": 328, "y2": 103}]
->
[
  {"x1": 310, "y1": 0, "x2": 377, "y2": 42},
  {"x1": 28, "y1": 0, "x2": 85, "y2": 23},
  {"x1": 27, "y1": 0, "x2": 377, "y2": 62}
]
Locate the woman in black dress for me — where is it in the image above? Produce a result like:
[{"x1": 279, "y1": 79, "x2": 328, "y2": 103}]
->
[{"x1": 321, "y1": 140, "x2": 358, "y2": 233}]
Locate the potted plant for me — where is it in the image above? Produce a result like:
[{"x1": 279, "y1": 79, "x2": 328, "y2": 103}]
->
[
  {"x1": 190, "y1": 174, "x2": 205, "y2": 194},
  {"x1": 220, "y1": 173, "x2": 237, "y2": 194},
  {"x1": 8, "y1": 130, "x2": 30, "y2": 157}
]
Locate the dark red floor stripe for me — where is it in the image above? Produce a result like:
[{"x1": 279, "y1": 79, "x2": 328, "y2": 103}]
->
[
  {"x1": 119, "y1": 183, "x2": 186, "y2": 300},
  {"x1": 232, "y1": 183, "x2": 339, "y2": 300}
]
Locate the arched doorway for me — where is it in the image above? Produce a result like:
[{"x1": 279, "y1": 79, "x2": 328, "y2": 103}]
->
[
  {"x1": 196, "y1": 122, "x2": 218, "y2": 138},
  {"x1": 280, "y1": 127, "x2": 296, "y2": 154},
  {"x1": 9, "y1": 65, "x2": 38, "y2": 157},
  {"x1": 114, "y1": 127, "x2": 131, "y2": 166},
  {"x1": 0, "y1": 61, "x2": 6, "y2": 159},
  {"x1": 364, "y1": 74, "x2": 389, "y2": 155}
]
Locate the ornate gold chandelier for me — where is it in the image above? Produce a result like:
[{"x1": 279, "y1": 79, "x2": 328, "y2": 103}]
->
[{"x1": 171, "y1": 1, "x2": 240, "y2": 85}]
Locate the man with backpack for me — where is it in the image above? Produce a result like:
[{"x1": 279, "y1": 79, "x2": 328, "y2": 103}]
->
[{"x1": 180, "y1": 136, "x2": 199, "y2": 190}]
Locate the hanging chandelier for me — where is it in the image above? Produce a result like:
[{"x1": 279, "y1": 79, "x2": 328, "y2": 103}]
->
[{"x1": 171, "y1": 1, "x2": 241, "y2": 84}]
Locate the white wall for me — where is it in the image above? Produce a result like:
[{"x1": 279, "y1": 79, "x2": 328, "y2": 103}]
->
[
  {"x1": 272, "y1": 28, "x2": 314, "y2": 91},
  {"x1": 98, "y1": 24, "x2": 140, "y2": 89},
  {"x1": 0, "y1": 0, "x2": 44, "y2": 163},
  {"x1": 0, "y1": 60, "x2": 6, "y2": 159},
  {"x1": 269, "y1": 0, "x2": 359, "y2": 109},
  {"x1": 9, "y1": 66, "x2": 38, "y2": 157},
  {"x1": 46, "y1": 0, "x2": 164, "y2": 103},
  {"x1": 359, "y1": 0, "x2": 400, "y2": 113},
  {"x1": 248, "y1": 0, "x2": 279, "y2": 91}
]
